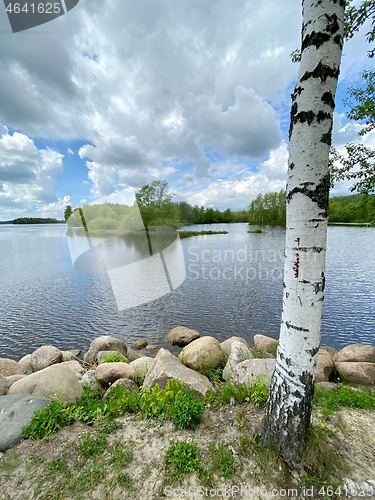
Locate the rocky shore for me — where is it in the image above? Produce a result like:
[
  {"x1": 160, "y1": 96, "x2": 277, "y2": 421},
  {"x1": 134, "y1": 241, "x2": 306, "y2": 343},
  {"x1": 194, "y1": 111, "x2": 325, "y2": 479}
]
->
[
  {"x1": 1, "y1": 328, "x2": 375, "y2": 454},
  {"x1": 0, "y1": 330, "x2": 375, "y2": 499}
]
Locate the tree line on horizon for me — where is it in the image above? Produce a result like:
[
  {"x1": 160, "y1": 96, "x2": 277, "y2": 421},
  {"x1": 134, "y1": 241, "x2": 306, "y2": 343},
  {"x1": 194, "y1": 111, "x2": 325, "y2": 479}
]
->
[{"x1": 64, "y1": 181, "x2": 375, "y2": 231}]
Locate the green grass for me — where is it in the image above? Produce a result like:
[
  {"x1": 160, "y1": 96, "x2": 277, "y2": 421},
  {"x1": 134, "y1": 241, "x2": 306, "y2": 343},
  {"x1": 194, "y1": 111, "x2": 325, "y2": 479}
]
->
[
  {"x1": 162, "y1": 440, "x2": 204, "y2": 486},
  {"x1": 208, "y1": 442, "x2": 237, "y2": 478},
  {"x1": 218, "y1": 377, "x2": 269, "y2": 406},
  {"x1": 314, "y1": 383, "x2": 375, "y2": 420},
  {"x1": 98, "y1": 351, "x2": 128, "y2": 363},
  {"x1": 107, "y1": 442, "x2": 133, "y2": 470},
  {"x1": 77, "y1": 432, "x2": 107, "y2": 458}
]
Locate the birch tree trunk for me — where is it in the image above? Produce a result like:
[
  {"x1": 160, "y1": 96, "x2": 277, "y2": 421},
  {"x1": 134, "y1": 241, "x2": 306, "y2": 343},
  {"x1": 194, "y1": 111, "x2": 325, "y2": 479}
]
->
[{"x1": 259, "y1": 0, "x2": 345, "y2": 466}]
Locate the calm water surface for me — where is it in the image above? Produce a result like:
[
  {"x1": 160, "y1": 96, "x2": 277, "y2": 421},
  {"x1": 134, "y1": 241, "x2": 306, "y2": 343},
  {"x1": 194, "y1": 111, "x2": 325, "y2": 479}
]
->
[{"x1": 0, "y1": 223, "x2": 374, "y2": 360}]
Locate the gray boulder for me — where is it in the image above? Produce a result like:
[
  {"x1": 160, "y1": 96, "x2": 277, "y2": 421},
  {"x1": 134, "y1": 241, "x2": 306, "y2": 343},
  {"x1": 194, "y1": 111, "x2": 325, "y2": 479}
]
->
[
  {"x1": 130, "y1": 339, "x2": 148, "y2": 350},
  {"x1": 335, "y1": 344, "x2": 375, "y2": 363},
  {"x1": 314, "y1": 348, "x2": 334, "y2": 383},
  {"x1": 0, "y1": 374, "x2": 6, "y2": 396},
  {"x1": 80, "y1": 369, "x2": 102, "y2": 392},
  {"x1": 129, "y1": 357, "x2": 153, "y2": 379},
  {"x1": 103, "y1": 378, "x2": 139, "y2": 399},
  {"x1": 335, "y1": 361, "x2": 375, "y2": 386},
  {"x1": 18, "y1": 354, "x2": 33, "y2": 372},
  {"x1": 320, "y1": 346, "x2": 337, "y2": 357},
  {"x1": 220, "y1": 336, "x2": 250, "y2": 357},
  {"x1": 223, "y1": 341, "x2": 253, "y2": 381},
  {"x1": 127, "y1": 352, "x2": 147, "y2": 362},
  {"x1": 145, "y1": 345, "x2": 160, "y2": 356},
  {"x1": 60, "y1": 360, "x2": 86, "y2": 378},
  {"x1": 84, "y1": 336, "x2": 128, "y2": 365},
  {"x1": 5, "y1": 374, "x2": 28, "y2": 390},
  {"x1": 96, "y1": 362, "x2": 135, "y2": 384},
  {"x1": 179, "y1": 336, "x2": 225, "y2": 372},
  {"x1": 143, "y1": 348, "x2": 213, "y2": 399},
  {"x1": 0, "y1": 358, "x2": 23, "y2": 377},
  {"x1": 253, "y1": 334, "x2": 278, "y2": 356},
  {"x1": 316, "y1": 382, "x2": 338, "y2": 392},
  {"x1": 61, "y1": 349, "x2": 81, "y2": 362},
  {"x1": 167, "y1": 326, "x2": 200, "y2": 347},
  {"x1": 229, "y1": 358, "x2": 276, "y2": 387},
  {"x1": 8, "y1": 364, "x2": 83, "y2": 405},
  {"x1": 30, "y1": 345, "x2": 63, "y2": 372},
  {"x1": 0, "y1": 394, "x2": 51, "y2": 451}
]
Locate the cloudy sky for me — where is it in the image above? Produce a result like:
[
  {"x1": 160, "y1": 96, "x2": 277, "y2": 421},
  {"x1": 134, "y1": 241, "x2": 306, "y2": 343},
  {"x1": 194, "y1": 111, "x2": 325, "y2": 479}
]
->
[{"x1": 0, "y1": 0, "x2": 374, "y2": 220}]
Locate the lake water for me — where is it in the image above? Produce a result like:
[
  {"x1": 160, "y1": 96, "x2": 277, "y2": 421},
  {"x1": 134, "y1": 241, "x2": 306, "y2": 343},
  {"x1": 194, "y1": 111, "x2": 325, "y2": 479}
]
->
[{"x1": 0, "y1": 222, "x2": 374, "y2": 361}]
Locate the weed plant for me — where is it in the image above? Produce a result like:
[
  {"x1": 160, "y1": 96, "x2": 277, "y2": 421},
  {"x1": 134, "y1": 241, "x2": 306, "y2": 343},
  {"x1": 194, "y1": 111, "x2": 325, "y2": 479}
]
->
[
  {"x1": 170, "y1": 390, "x2": 205, "y2": 429},
  {"x1": 162, "y1": 440, "x2": 205, "y2": 486},
  {"x1": 78, "y1": 432, "x2": 107, "y2": 458},
  {"x1": 208, "y1": 442, "x2": 237, "y2": 478},
  {"x1": 99, "y1": 351, "x2": 128, "y2": 363}
]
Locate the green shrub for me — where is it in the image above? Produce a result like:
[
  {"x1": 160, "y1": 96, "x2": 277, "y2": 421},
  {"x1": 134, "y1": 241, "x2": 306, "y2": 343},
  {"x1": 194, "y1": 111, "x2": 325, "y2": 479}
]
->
[
  {"x1": 171, "y1": 390, "x2": 205, "y2": 429},
  {"x1": 219, "y1": 381, "x2": 251, "y2": 404},
  {"x1": 21, "y1": 399, "x2": 70, "y2": 441},
  {"x1": 249, "y1": 376, "x2": 270, "y2": 406},
  {"x1": 139, "y1": 379, "x2": 183, "y2": 420},
  {"x1": 99, "y1": 351, "x2": 128, "y2": 364},
  {"x1": 208, "y1": 442, "x2": 236, "y2": 478},
  {"x1": 163, "y1": 440, "x2": 201, "y2": 483},
  {"x1": 106, "y1": 385, "x2": 141, "y2": 416}
]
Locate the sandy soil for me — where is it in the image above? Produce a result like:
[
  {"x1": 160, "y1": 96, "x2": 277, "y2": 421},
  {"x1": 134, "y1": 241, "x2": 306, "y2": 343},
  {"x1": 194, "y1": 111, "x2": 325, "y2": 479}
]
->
[{"x1": 0, "y1": 402, "x2": 374, "y2": 500}]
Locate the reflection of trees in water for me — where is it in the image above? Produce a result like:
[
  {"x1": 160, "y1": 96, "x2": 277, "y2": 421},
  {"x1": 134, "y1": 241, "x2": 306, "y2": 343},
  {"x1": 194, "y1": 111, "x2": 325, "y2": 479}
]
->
[{"x1": 67, "y1": 227, "x2": 179, "y2": 273}]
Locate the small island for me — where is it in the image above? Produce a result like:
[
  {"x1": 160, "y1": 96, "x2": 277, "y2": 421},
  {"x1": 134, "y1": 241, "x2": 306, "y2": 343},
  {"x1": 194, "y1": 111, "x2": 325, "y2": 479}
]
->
[{"x1": 12, "y1": 218, "x2": 64, "y2": 225}]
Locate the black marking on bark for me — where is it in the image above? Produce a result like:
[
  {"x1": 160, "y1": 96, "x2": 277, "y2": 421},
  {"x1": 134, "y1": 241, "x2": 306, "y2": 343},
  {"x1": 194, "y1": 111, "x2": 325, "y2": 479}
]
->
[
  {"x1": 287, "y1": 173, "x2": 330, "y2": 216},
  {"x1": 298, "y1": 296, "x2": 302, "y2": 306},
  {"x1": 300, "y1": 61, "x2": 339, "y2": 83},
  {"x1": 321, "y1": 92, "x2": 335, "y2": 109},
  {"x1": 334, "y1": 34, "x2": 343, "y2": 47},
  {"x1": 307, "y1": 347, "x2": 319, "y2": 357},
  {"x1": 289, "y1": 102, "x2": 298, "y2": 139},
  {"x1": 324, "y1": 13, "x2": 339, "y2": 35},
  {"x1": 321, "y1": 121, "x2": 333, "y2": 145},
  {"x1": 283, "y1": 281, "x2": 286, "y2": 288},
  {"x1": 291, "y1": 246, "x2": 324, "y2": 253},
  {"x1": 295, "y1": 110, "x2": 315, "y2": 125},
  {"x1": 293, "y1": 253, "x2": 300, "y2": 278},
  {"x1": 309, "y1": 218, "x2": 325, "y2": 222},
  {"x1": 290, "y1": 162, "x2": 295, "y2": 171},
  {"x1": 332, "y1": 0, "x2": 345, "y2": 7},
  {"x1": 314, "y1": 277, "x2": 325, "y2": 294},
  {"x1": 285, "y1": 322, "x2": 310, "y2": 332},
  {"x1": 286, "y1": 357, "x2": 292, "y2": 367},
  {"x1": 286, "y1": 292, "x2": 289, "y2": 298},
  {"x1": 302, "y1": 31, "x2": 330, "y2": 51},
  {"x1": 304, "y1": 337, "x2": 307, "y2": 341},
  {"x1": 317, "y1": 111, "x2": 331, "y2": 122},
  {"x1": 292, "y1": 86, "x2": 303, "y2": 100},
  {"x1": 300, "y1": 280, "x2": 309, "y2": 284}
]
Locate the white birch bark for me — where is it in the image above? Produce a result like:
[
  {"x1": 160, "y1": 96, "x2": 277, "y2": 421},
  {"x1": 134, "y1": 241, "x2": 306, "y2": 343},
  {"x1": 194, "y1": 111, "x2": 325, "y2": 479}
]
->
[{"x1": 260, "y1": 0, "x2": 345, "y2": 465}]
